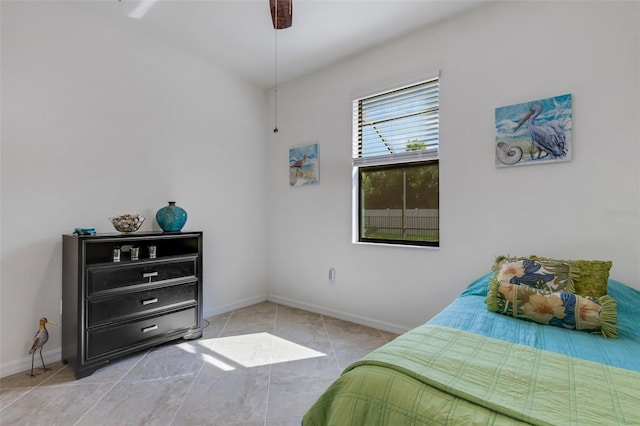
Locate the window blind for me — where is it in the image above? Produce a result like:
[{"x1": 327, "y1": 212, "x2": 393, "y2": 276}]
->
[{"x1": 353, "y1": 78, "x2": 439, "y2": 167}]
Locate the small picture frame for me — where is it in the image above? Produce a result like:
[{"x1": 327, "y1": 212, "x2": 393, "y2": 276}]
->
[{"x1": 289, "y1": 142, "x2": 319, "y2": 186}]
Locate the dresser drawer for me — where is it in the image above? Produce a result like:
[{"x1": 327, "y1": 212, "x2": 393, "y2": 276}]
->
[
  {"x1": 87, "y1": 282, "x2": 197, "y2": 327},
  {"x1": 86, "y1": 307, "x2": 197, "y2": 360},
  {"x1": 87, "y1": 257, "x2": 196, "y2": 295}
]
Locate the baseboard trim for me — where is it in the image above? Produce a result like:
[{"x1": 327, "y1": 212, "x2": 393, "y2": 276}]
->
[
  {"x1": 202, "y1": 295, "x2": 268, "y2": 319},
  {"x1": 267, "y1": 294, "x2": 411, "y2": 335},
  {"x1": 1, "y1": 348, "x2": 62, "y2": 378}
]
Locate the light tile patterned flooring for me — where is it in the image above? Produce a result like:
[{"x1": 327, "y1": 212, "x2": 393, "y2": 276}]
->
[{"x1": 0, "y1": 302, "x2": 398, "y2": 425}]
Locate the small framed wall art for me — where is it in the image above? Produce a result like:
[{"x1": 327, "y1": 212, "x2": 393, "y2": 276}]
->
[
  {"x1": 289, "y1": 142, "x2": 319, "y2": 186},
  {"x1": 495, "y1": 93, "x2": 572, "y2": 167}
]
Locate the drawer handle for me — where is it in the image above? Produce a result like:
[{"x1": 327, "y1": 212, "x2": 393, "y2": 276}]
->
[
  {"x1": 141, "y1": 325, "x2": 158, "y2": 333},
  {"x1": 143, "y1": 272, "x2": 158, "y2": 283},
  {"x1": 141, "y1": 298, "x2": 159, "y2": 306}
]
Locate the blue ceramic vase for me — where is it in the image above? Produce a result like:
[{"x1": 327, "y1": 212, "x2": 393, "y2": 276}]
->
[{"x1": 155, "y1": 201, "x2": 187, "y2": 232}]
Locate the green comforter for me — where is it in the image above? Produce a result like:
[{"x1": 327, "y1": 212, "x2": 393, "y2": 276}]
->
[{"x1": 303, "y1": 325, "x2": 640, "y2": 425}]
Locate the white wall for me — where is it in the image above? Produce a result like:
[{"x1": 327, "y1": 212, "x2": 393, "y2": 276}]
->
[
  {"x1": 266, "y1": 1, "x2": 640, "y2": 333},
  {"x1": 1, "y1": 0, "x2": 638, "y2": 378},
  {"x1": 0, "y1": 1, "x2": 268, "y2": 376}
]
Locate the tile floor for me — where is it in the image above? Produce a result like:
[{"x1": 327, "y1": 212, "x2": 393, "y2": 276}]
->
[{"x1": 0, "y1": 302, "x2": 398, "y2": 426}]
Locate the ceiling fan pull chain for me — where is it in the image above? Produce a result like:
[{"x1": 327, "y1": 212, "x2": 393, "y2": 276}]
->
[
  {"x1": 274, "y1": 27, "x2": 279, "y2": 133},
  {"x1": 273, "y1": 0, "x2": 279, "y2": 133}
]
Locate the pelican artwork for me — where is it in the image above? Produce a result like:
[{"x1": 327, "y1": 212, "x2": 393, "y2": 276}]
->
[
  {"x1": 494, "y1": 94, "x2": 571, "y2": 168},
  {"x1": 513, "y1": 103, "x2": 567, "y2": 160},
  {"x1": 29, "y1": 317, "x2": 56, "y2": 376}
]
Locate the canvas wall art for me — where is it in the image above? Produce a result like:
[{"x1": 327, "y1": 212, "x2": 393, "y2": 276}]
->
[
  {"x1": 289, "y1": 142, "x2": 319, "y2": 186},
  {"x1": 495, "y1": 93, "x2": 572, "y2": 167}
]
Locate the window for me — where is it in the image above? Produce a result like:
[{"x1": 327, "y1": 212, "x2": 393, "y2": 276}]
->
[{"x1": 353, "y1": 78, "x2": 439, "y2": 247}]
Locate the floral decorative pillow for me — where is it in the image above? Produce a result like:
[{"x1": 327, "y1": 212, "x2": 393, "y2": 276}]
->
[
  {"x1": 487, "y1": 282, "x2": 617, "y2": 338},
  {"x1": 491, "y1": 255, "x2": 612, "y2": 297},
  {"x1": 491, "y1": 256, "x2": 574, "y2": 293}
]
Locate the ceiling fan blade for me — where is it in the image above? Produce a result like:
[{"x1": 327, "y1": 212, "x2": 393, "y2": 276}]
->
[{"x1": 270, "y1": 0, "x2": 293, "y2": 29}]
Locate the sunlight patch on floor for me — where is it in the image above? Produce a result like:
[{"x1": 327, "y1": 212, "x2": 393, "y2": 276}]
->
[
  {"x1": 186, "y1": 332, "x2": 326, "y2": 370},
  {"x1": 128, "y1": 0, "x2": 158, "y2": 19}
]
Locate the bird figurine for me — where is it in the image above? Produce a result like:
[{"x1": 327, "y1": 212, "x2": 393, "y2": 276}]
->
[
  {"x1": 29, "y1": 317, "x2": 56, "y2": 377},
  {"x1": 513, "y1": 103, "x2": 567, "y2": 159}
]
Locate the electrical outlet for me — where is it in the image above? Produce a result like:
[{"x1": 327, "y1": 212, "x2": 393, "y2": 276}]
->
[{"x1": 328, "y1": 267, "x2": 336, "y2": 281}]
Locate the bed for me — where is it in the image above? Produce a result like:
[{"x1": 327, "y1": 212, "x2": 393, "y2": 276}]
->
[{"x1": 303, "y1": 272, "x2": 640, "y2": 425}]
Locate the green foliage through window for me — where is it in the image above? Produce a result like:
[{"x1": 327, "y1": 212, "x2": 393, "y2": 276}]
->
[{"x1": 353, "y1": 78, "x2": 440, "y2": 247}]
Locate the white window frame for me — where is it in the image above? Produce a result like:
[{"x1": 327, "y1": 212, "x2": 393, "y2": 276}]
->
[{"x1": 351, "y1": 74, "x2": 440, "y2": 247}]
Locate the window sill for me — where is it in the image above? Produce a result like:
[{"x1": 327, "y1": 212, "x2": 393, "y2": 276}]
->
[{"x1": 351, "y1": 241, "x2": 440, "y2": 250}]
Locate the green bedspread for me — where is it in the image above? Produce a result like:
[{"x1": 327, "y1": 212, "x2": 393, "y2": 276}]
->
[{"x1": 303, "y1": 325, "x2": 640, "y2": 425}]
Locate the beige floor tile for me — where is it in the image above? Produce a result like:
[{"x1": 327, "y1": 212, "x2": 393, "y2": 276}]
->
[
  {"x1": 266, "y1": 376, "x2": 336, "y2": 420},
  {"x1": 228, "y1": 302, "x2": 277, "y2": 325},
  {"x1": 0, "y1": 388, "x2": 31, "y2": 411},
  {"x1": 121, "y1": 342, "x2": 204, "y2": 382},
  {"x1": 270, "y1": 338, "x2": 333, "y2": 371},
  {"x1": 207, "y1": 331, "x2": 275, "y2": 369},
  {"x1": 0, "y1": 382, "x2": 112, "y2": 425},
  {"x1": 379, "y1": 330, "x2": 401, "y2": 341},
  {"x1": 172, "y1": 363, "x2": 270, "y2": 425},
  {"x1": 331, "y1": 335, "x2": 388, "y2": 357},
  {"x1": 76, "y1": 377, "x2": 194, "y2": 426},
  {"x1": 205, "y1": 311, "x2": 232, "y2": 324},
  {"x1": 219, "y1": 320, "x2": 276, "y2": 337},
  {"x1": 270, "y1": 354, "x2": 340, "y2": 383},
  {"x1": 266, "y1": 418, "x2": 302, "y2": 426},
  {"x1": 275, "y1": 305, "x2": 323, "y2": 324},
  {"x1": 0, "y1": 360, "x2": 66, "y2": 390},
  {"x1": 202, "y1": 312, "x2": 231, "y2": 338},
  {"x1": 273, "y1": 321, "x2": 329, "y2": 342},
  {"x1": 331, "y1": 336, "x2": 389, "y2": 370},
  {"x1": 43, "y1": 353, "x2": 145, "y2": 386},
  {"x1": 323, "y1": 317, "x2": 385, "y2": 341},
  {"x1": 0, "y1": 302, "x2": 391, "y2": 426}
]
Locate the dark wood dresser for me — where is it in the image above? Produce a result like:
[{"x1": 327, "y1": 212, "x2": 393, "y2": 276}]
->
[{"x1": 62, "y1": 231, "x2": 203, "y2": 379}]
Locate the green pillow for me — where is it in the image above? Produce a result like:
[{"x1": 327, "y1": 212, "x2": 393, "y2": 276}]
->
[
  {"x1": 487, "y1": 281, "x2": 618, "y2": 338},
  {"x1": 565, "y1": 259, "x2": 612, "y2": 298}
]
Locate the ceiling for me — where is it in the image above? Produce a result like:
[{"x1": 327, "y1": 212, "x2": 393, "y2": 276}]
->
[{"x1": 101, "y1": 0, "x2": 489, "y2": 89}]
